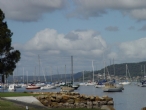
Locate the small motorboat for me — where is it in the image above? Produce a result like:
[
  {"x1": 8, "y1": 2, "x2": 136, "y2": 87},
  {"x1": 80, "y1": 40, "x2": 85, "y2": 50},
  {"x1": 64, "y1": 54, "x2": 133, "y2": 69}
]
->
[
  {"x1": 40, "y1": 84, "x2": 56, "y2": 90},
  {"x1": 8, "y1": 84, "x2": 16, "y2": 91},
  {"x1": 26, "y1": 84, "x2": 40, "y2": 89}
]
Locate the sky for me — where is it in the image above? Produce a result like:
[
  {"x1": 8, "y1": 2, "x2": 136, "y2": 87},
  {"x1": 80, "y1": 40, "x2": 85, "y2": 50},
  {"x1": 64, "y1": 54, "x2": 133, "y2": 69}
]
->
[{"x1": 1, "y1": 0, "x2": 146, "y2": 76}]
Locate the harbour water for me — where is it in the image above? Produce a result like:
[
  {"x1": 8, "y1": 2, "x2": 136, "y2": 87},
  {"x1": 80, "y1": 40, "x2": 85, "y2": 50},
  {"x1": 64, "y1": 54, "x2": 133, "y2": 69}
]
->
[{"x1": 0, "y1": 82, "x2": 146, "y2": 110}]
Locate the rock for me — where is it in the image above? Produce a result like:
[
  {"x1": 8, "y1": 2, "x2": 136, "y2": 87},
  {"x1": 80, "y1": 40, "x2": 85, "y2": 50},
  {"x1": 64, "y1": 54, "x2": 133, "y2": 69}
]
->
[
  {"x1": 55, "y1": 95, "x2": 62, "y2": 102},
  {"x1": 50, "y1": 102, "x2": 58, "y2": 108},
  {"x1": 142, "y1": 107, "x2": 146, "y2": 110},
  {"x1": 67, "y1": 99, "x2": 75, "y2": 104},
  {"x1": 87, "y1": 101, "x2": 93, "y2": 106},
  {"x1": 74, "y1": 98, "x2": 80, "y2": 103},
  {"x1": 63, "y1": 102, "x2": 69, "y2": 107},
  {"x1": 99, "y1": 97, "x2": 106, "y2": 101},
  {"x1": 68, "y1": 104, "x2": 74, "y2": 108},
  {"x1": 107, "y1": 100, "x2": 114, "y2": 105},
  {"x1": 80, "y1": 99, "x2": 87, "y2": 104},
  {"x1": 100, "y1": 101, "x2": 107, "y2": 105},
  {"x1": 92, "y1": 101, "x2": 98, "y2": 105},
  {"x1": 62, "y1": 95, "x2": 70, "y2": 102},
  {"x1": 101, "y1": 105, "x2": 115, "y2": 110},
  {"x1": 95, "y1": 96, "x2": 100, "y2": 101},
  {"x1": 41, "y1": 99, "x2": 48, "y2": 106},
  {"x1": 93, "y1": 105, "x2": 100, "y2": 109},
  {"x1": 50, "y1": 97, "x2": 56, "y2": 102},
  {"x1": 90, "y1": 96, "x2": 95, "y2": 101}
]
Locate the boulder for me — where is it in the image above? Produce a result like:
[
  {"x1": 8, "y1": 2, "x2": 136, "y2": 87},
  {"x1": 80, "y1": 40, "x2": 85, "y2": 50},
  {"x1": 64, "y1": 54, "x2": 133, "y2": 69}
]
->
[
  {"x1": 67, "y1": 99, "x2": 75, "y2": 104},
  {"x1": 101, "y1": 105, "x2": 115, "y2": 110}
]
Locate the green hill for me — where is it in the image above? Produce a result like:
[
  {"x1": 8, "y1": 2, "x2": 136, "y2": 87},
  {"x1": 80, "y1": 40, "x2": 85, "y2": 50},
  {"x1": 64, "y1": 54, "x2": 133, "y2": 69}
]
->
[{"x1": 77, "y1": 61, "x2": 146, "y2": 81}]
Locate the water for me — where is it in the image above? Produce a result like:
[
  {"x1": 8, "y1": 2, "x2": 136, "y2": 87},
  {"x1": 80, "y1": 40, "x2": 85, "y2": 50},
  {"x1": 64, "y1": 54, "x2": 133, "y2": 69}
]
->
[
  {"x1": 76, "y1": 84, "x2": 146, "y2": 110},
  {"x1": 1, "y1": 82, "x2": 146, "y2": 110}
]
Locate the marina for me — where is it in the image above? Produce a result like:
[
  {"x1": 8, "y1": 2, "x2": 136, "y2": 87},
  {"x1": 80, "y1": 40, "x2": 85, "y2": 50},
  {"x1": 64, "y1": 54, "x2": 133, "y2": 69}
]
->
[{"x1": 0, "y1": 82, "x2": 145, "y2": 110}]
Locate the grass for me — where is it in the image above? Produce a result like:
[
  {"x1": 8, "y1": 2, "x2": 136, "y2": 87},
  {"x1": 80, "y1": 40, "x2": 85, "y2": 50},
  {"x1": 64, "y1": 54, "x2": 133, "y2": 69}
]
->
[{"x1": 0, "y1": 92, "x2": 36, "y2": 97}]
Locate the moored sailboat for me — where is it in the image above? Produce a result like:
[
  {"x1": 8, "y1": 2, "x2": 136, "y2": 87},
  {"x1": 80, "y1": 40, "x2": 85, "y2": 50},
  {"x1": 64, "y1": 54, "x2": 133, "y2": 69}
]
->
[
  {"x1": 103, "y1": 81, "x2": 123, "y2": 92},
  {"x1": 119, "y1": 64, "x2": 131, "y2": 85}
]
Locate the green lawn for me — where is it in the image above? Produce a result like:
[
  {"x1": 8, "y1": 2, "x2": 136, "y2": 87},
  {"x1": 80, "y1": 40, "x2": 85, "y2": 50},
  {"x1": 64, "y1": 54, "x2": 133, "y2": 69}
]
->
[{"x1": 0, "y1": 92, "x2": 36, "y2": 97}]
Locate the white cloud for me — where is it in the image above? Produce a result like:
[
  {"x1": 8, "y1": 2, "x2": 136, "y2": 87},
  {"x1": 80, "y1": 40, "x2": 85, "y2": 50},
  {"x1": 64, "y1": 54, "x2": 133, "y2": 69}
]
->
[
  {"x1": 119, "y1": 37, "x2": 146, "y2": 59},
  {"x1": 23, "y1": 29, "x2": 107, "y2": 58},
  {"x1": 107, "y1": 52, "x2": 118, "y2": 60},
  {"x1": 68, "y1": 0, "x2": 146, "y2": 21},
  {"x1": 127, "y1": 9, "x2": 146, "y2": 21},
  {"x1": 1, "y1": 0, "x2": 146, "y2": 21},
  {"x1": 0, "y1": 0, "x2": 67, "y2": 22}
]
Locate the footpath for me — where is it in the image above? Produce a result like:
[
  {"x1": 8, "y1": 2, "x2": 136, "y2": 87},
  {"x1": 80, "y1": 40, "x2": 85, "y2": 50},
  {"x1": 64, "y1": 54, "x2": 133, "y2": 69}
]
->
[{"x1": 0, "y1": 96, "x2": 48, "y2": 109}]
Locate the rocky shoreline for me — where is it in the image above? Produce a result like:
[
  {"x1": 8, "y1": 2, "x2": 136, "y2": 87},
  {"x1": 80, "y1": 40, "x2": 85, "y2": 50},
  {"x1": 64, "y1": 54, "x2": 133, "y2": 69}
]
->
[{"x1": 34, "y1": 92, "x2": 115, "y2": 110}]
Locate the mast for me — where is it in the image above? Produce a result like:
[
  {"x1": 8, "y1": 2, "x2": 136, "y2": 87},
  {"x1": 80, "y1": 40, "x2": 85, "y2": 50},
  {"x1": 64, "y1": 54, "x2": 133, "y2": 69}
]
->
[
  {"x1": 144, "y1": 65, "x2": 145, "y2": 77},
  {"x1": 57, "y1": 66, "x2": 59, "y2": 82},
  {"x1": 113, "y1": 58, "x2": 115, "y2": 76},
  {"x1": 26, "y1": 71, "x2": 28, "y2": 84},
  {"x1": 50, "y1": 67, "x2": 52, "y2": 82},
  {"x1": 126, "y1": 64, "x2": 127, "y2": 80},
  {"x1": 65, "y1": 65, "x2": 66, "y2": 83},
  {"x1": 38, "y1": 55, "x2": 40, "y2": 82},
  {"x1": 23, "y1": 67, "x2": 24, "y2": 83},
  {"x1": 103, "y1": 60, "x2": 106, "y2": 79},
  {"x1": 83, "y1": 70, "x2": 84, "y2": 83},
  {"x1": 92, "y1": 60, "x2": 94, "y2": 82},
  {"x1": 71, "y1": 56, "x2": 74, "y2": 83},
  {"x1": 35, "y1": 66, "x2": 36, "y2": 83},
  {"x1": 40, "y1": 59, "x2": 46, "y2": 83}
]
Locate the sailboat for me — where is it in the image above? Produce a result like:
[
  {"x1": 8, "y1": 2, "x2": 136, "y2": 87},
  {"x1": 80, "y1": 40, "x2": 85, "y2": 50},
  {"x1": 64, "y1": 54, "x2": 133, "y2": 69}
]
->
[
  {"x1": 95, "y1": 60, "x2": 107, "y2": 88},
  {"x1": 61, "y1": 56, "x2": 79, "y2": 92},
  {"x1": 101, "y1": 60, "x2": 124, "y2": 92},
  {"x1": 79, "y1": 71, "x2": 86, "y2": 86},
  {"x1": 119, "y1": 64, "x2": 131, "y2": 85},
  {"x1": 103, "y1": 81, "x2": 123, "y2": 92},
  {"x1": 85, "y1": 60, "x2": 96, "y2": 86}
]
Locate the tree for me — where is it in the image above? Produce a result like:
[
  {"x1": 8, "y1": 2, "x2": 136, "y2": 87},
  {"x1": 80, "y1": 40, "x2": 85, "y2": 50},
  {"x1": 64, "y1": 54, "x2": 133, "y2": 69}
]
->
[{"x1": 0, "y1": 9, "x2": 21, "y2": 83}]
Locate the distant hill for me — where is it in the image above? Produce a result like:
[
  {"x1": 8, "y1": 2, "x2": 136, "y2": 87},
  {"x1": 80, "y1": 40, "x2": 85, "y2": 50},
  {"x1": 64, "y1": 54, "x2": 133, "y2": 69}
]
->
[{"x1": 75, "y1": 61, "x2": 146, "y2": 81}]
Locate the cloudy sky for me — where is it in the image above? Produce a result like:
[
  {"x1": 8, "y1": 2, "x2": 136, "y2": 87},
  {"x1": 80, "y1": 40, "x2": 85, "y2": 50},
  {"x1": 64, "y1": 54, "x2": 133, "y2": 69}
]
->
[{"x1": 1, "y1": 0, "x2": 146, "y2": 76}]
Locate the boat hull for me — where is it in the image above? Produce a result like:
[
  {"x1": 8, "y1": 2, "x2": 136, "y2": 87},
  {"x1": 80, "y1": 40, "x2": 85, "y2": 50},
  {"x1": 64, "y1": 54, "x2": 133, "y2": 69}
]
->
[
  {"x1": 95, "y1": 84, "x2": 105, "y2": 88},
  {"x1": 26, "y1": 85, "x2": 40, "y2": 89},
  {"x1": 103, "y1": 87, "x2": 122, "y2": 92},
  {"x1": 119, "y1": 82, "x2": 131, "y2": 85}
]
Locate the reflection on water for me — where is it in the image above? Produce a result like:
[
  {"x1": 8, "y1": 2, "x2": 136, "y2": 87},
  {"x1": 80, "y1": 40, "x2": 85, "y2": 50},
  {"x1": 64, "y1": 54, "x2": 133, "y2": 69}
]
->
[{"x1": 0, "y1": 82, "x2": 146, "y2": 110}]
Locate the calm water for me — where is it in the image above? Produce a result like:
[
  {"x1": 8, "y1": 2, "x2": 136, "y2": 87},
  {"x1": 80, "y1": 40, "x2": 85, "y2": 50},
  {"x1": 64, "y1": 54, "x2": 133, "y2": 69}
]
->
[{"x1": 1, "y1": 82, "x2": 146, "y2": 110}]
